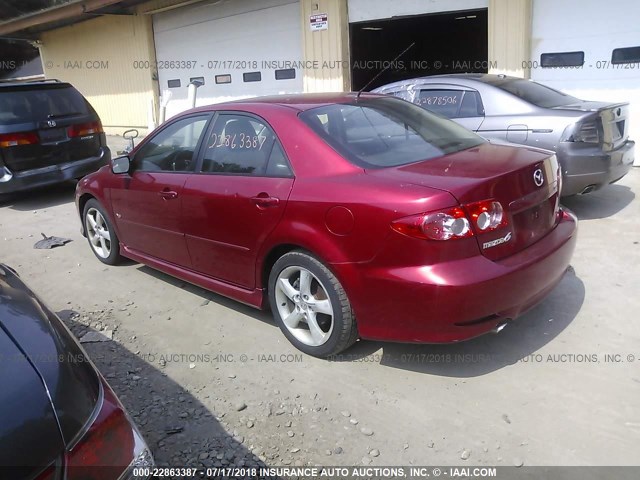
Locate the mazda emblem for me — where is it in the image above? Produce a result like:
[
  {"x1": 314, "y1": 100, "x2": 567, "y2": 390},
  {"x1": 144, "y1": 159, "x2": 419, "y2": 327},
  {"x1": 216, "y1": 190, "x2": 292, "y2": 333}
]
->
[
  {"x1": 47, "y1": 120, "x2": 57, "y2": 127},
  {"x1": 533, "y1": 168, "x2": 544, "y2": 187}
]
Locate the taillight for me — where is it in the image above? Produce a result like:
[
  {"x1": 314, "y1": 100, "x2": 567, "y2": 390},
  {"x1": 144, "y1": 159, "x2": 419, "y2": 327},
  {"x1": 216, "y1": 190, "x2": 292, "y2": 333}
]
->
[
  {"x1": 0, "y1": 131, "x2": 39, "y2": 147},
  {"x1": 66, "y1": 383, "x2": 136, "y2": 479},
  {"x1": 571, "y1": 119, "x2": 600, "y2": 143},
  {"x1": 465, "y1": 199, "x2": 507, "y2": 232},
  {"x1": 68, "y1": 121, "x2": 103, "y2": 138},
  {"x1": 391, "y1": 206, "x2": 472, "y2": 241},
  {"x1": 391, "y1": 200, "x2": 509, "y2": 241}
]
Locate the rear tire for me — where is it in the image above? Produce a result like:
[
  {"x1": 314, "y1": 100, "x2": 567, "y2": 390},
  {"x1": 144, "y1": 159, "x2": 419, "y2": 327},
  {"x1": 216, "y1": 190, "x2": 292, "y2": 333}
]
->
[
  {"x1": 83, "y1": 199, "x2": 122, "y2": 265},
  {"x1": 268, "y1": 251, "x2": 358, "y2": 357}
]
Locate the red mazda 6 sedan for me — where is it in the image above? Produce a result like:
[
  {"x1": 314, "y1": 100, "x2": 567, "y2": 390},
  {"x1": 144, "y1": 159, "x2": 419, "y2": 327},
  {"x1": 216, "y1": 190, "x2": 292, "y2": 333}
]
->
[{"x1": 76, "y1": 93, "x2": 577, "y2": 357}]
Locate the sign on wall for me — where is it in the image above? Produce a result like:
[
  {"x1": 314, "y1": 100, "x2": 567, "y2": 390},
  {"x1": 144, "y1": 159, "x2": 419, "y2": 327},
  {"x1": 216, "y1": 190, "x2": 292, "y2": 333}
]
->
[{"x1": 310, "y1": 13, "x2": 328, "y2": 31}]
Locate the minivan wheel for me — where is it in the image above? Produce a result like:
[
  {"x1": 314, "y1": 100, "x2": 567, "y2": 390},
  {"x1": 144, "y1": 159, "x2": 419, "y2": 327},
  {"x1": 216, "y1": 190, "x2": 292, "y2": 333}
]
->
[
  {"x1": 83, "y1": 199, "x2": 122, "y2": 265},
  {"x1": 268, "y1": 251, "x2": 358, "y2": 357}
]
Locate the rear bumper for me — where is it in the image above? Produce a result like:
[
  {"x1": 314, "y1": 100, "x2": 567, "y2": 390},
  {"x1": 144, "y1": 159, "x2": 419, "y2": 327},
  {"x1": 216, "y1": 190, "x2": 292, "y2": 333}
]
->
[
  {"x1": 559, "y1": 140, "x2": 634, "y2": 196},
  {"x1": 0, "y1": 147, "x2": 109, "y2": 194},
  {"x1": 335, "y1": 208, "x2": 578, "y2": 343}
]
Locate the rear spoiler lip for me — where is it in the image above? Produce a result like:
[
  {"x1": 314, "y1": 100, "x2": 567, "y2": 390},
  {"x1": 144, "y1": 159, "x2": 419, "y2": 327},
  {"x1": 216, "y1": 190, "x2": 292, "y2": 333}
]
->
[{"x1": 551, "y1": 101, "x2": 630, "y2": 113}]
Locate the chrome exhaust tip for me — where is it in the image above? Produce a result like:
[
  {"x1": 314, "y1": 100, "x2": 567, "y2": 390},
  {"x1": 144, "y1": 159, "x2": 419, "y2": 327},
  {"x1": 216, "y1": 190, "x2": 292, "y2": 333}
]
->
[{"x1": 579, "y1": 184, "x2": 597, "y2": 195}]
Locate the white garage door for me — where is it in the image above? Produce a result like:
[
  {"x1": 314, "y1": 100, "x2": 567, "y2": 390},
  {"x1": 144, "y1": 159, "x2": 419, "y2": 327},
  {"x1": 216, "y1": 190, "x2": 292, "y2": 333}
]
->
[
  {"x1": 531, "y1": 0, "x2": 640, "y2": 154},
  {"x1": 154, "y1": 0, "x2": 303, "y2": 120}
]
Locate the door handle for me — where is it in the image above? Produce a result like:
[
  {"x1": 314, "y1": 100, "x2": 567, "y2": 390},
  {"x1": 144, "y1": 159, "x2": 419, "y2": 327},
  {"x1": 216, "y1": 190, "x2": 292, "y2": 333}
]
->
[
  {"x1": 159, "y1": 189, "x2": 178, "y2": 200},
  {"x1": 251, "y1": 194, "x2": 279, "y2": 208}
]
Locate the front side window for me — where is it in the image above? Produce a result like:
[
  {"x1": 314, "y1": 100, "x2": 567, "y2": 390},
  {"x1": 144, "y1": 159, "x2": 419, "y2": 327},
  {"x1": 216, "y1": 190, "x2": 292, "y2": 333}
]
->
[
  {"x1": 201, "y1": 114, "x2": 292, "y2": 177},
  {"x1": 299, "y1": 96, "x2": 484, "y2": 168},
  {"x1": 133, "y1": 115, "x2": 208, "y2": 172}
]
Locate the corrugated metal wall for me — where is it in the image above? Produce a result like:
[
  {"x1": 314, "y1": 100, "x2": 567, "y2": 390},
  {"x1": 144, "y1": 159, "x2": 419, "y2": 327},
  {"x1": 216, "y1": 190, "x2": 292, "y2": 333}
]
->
[
  {"x1": 488, "y1": 0, "x2": 532, "y2": 78},
  {"x1": 301, "y1": 0, "x2": 350, "y2": 92},
  {"x1": 39, "y1": 14, "x2": 158, "y2": 135}
]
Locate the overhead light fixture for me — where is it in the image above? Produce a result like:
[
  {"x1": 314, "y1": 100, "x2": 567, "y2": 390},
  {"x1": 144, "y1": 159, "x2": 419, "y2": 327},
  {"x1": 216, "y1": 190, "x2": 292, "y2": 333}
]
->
[
  {"x1": 361, "y1": 27, "x2": 383, "y2": 31},
  {"x1": 467, "y1": 15, "x2": 477, "y2": 18},
  {"x1": 455, "y1": 16, "x2": 466, "y2": 20}
]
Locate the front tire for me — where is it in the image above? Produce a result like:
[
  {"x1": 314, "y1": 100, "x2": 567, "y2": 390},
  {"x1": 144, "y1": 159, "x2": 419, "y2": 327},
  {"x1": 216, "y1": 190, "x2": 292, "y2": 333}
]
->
[
  {"x1": 268, "y1": 251, "x2": 358, "y2": 357},
  {"x1": 83, "y1": 199, "x2": 122, "y2": 265}
]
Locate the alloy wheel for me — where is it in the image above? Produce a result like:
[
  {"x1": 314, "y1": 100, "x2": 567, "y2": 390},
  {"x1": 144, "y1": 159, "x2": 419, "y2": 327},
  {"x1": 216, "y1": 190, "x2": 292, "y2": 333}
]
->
[
  {"x1": 86, "y1": 207, "x2": 112, "y2": 259},
  {"x1": 274, "y1": 266, "x2": 334, "y2": 346}
]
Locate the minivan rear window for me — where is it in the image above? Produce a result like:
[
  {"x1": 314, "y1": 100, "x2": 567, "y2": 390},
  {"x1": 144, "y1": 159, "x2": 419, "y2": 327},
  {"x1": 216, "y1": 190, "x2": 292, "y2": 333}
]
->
[
  {"x1": 300, "y1": 96, "x2": 485, "y2": 168},
  {"x1": 0, "y1": 85, "x2": 91, "y2": 125}
]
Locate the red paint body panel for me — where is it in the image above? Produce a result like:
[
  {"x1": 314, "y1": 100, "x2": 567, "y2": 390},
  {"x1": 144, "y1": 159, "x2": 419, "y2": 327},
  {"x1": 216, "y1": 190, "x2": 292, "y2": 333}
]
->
[
  {"x1": 76, "y1": 93, "x2": 577, "y2": 344},
  {"x1": 110, "y1": 172, "x2": 192, "y2": 267},
  {"x1": 333, "y1": 209, "x2": 577, "y2": 342},
  {"x1": 182, "y1": 175, "x2": 294, "y2": 288}
]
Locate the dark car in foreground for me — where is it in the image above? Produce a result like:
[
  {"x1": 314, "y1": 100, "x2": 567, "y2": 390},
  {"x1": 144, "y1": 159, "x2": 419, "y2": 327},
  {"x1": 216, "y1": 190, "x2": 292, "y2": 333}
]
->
[
  {"x1": 373, "y1": 74, "x2": 635, "y2": 196},
  {"x1": 76, "y1": 93, "x2": 577, "y2": 357},
  {"x1": 0, "y1": 79, "x2": 110, "y2": 197},
  {"x1": 0, "y1": 264, "x2": 153, "y2": 479}
]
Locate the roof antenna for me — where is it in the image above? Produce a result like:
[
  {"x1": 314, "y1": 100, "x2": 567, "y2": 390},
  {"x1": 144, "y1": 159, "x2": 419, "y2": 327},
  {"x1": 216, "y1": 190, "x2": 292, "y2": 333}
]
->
[{"x1": 356, "y1": 42, "x2": 415, "y2": 99}]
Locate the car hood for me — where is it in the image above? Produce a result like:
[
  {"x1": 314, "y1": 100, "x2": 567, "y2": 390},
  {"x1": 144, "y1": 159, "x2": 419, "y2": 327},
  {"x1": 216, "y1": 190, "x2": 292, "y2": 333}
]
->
[{"x1": 0, "y1": 265, "x2": 101, "y2": 447}]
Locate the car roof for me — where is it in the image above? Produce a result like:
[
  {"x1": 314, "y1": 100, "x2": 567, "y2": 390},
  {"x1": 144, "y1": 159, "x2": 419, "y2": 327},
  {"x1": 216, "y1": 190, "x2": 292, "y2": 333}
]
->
[
  {"x1": 189, "y1": 92, "x2": 388, "y2": 113},
  {"x1": 375, "y1": 73, "x2": 516, "y2": 90}
]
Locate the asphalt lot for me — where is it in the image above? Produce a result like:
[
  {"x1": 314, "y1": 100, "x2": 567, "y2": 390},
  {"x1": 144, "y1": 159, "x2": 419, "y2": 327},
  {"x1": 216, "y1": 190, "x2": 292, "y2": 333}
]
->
[{"x1": 0, "y1": 165, "x2": 639, "y2": 468}]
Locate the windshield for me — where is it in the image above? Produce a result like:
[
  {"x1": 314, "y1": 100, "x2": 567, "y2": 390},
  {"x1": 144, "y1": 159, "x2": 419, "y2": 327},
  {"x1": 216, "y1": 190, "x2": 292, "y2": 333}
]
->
[
  {"x1": 0, "y1": 84, "x2": 91, "y2": 125},
  {"x1": 299, "y1": 96, "x2": 485, "y2": 168},
  {"x1": 486, "y1": 77, "x2": 580, "y2": 108}
]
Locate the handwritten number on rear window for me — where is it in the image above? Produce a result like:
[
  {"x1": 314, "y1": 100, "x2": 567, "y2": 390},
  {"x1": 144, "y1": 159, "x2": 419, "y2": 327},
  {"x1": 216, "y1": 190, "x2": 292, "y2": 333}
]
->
[{"x1": 417, "y1": 95, "x2": 459, "y2": 106}]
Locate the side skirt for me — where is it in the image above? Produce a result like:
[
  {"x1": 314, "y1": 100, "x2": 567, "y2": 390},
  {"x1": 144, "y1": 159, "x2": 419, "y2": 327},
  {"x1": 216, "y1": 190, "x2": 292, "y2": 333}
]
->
[{"x1": 121, "y1": 245, "x2": 266, "y2": 309}]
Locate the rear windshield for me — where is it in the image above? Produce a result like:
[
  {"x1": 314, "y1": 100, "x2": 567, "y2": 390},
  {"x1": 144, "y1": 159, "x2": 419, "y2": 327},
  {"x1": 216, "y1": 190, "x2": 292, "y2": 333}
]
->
[
  {"x1": 299, "y1": 96, "x2": 485, "y2": 168},
  {"x1": 485, "y1": 77, "x2": 579, "y2": 108},
  {"x1": 0, "y1": 85, "x2": 91, "y2": 125}
]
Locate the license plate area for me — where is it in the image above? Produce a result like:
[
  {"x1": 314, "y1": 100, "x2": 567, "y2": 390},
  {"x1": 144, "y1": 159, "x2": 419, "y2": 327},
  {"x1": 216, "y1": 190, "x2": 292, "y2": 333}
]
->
[
  {"x1": 512, "y1": 198, "x2": 555, "y2": 244},
  {"x1": 39, "y1": 127, "x2": 68, "y2": 144}
]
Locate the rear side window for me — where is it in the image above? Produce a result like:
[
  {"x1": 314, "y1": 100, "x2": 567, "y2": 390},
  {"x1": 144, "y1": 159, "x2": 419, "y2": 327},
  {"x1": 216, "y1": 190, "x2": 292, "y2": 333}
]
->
[
  {"x1": 0, "y1": 85, "x2": 91, "y2": 124},
  {"x1": 416, "y1": 89, "x2": 464, "y2": 118},
  {"x1": 416, "y1": 89, "x2": 483, "y2": 118},
  {"x1": 458, "y1": 91, "x2": 484, "y2": 117},
  {"x1": 300, "y1": 97, "x2": 484, "y2": 169},
  {"x1": 201, "y1": 114, "x2": 291, "y2": 177}
]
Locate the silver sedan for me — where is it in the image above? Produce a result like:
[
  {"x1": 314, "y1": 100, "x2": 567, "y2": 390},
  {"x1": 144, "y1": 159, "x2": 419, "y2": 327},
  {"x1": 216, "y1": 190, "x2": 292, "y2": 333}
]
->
[{"x1": 373, "y1": 74, "x2": 635, "y2": 196}]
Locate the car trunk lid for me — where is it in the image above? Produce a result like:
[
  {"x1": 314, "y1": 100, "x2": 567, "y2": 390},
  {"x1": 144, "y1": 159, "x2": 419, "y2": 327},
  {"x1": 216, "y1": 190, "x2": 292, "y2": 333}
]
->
[
  {"x1": 553, "y1": 101, "x2": 630, "y2": 151},
  {"x1": 367, "y1": 143, "x2": 560, "y2": 260},
  {"x1": 0, "y1": 326, "x2": 65, "y2": 478},
  {"x1": 0, "y1": 265, "x2": 101, "y2": 448}
]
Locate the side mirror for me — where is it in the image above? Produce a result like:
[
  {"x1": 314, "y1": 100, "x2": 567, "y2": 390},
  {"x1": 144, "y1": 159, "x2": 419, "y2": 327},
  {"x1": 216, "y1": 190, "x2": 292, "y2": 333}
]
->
[{"x1": 111, "y1": 155, "x2": 131, "y2": 174}]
